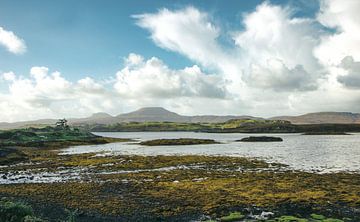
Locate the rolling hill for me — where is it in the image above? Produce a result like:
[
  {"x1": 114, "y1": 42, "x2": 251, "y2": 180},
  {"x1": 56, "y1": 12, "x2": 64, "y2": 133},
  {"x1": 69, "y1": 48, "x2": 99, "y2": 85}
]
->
[{"x1": 271, "y1": 112, "x2": 360, "y2": 124}]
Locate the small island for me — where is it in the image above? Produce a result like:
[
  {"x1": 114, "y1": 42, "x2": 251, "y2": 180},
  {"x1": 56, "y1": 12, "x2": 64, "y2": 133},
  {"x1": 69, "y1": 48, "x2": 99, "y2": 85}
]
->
[
  {"x1": 139, "y1": 138, "x2": 219, "y2": 146},
  {"x1": 237, "y1": 136, "x2": 283, "y2": 142}
]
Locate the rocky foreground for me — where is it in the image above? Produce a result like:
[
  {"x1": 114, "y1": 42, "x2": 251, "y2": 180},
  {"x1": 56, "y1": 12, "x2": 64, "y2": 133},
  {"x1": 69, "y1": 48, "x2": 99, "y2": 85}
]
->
[{"x1": 0, "y1": 145, "x2": 359, "y2": 221}]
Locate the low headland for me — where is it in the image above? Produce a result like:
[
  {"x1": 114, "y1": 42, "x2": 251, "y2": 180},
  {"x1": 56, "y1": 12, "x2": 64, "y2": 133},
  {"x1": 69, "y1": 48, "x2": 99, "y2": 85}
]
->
[{"x1": 88, "y1": 119, "x2": 360, "y2": 134}]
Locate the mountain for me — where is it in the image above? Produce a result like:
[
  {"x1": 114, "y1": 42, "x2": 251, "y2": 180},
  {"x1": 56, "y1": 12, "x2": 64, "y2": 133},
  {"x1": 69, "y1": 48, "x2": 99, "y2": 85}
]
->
[
  {"x1": 116, "y1": 107, "x2": 189, "y2": 122},
  {"x1": 70, "y1": 112, "x2": 115, "y2": 125},
  {"x1": 271, "y1": 112, "x2": 360, "y2": 124},
  {"x1": 114, "y1": 107, "x2": 262, "y2": 123},
  {"x1": 1, "y1": 108, "x2": 360, "y2": 130}
]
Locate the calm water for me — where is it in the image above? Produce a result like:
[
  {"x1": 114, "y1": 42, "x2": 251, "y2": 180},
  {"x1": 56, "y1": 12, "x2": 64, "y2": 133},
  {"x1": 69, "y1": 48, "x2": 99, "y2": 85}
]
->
[{"x1": 61, "y1": 132, "x2": 360, "y2": 173}]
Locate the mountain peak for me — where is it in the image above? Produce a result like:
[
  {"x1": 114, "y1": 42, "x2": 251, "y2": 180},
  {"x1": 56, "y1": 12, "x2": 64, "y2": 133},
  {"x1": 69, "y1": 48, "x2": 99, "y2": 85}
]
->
[
  {"x1": 120, "y1": 107, "x2": 181, "y2": 118},
  {"x1": 90, "y1": 112, "x2": 112, "y2": 119}
]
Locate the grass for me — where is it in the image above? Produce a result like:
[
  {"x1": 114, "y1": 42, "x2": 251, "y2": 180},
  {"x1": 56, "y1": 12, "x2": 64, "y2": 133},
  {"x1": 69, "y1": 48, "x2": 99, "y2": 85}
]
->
[{"x1": 219, "y1": 212, "x2": 245, "y2": 221}]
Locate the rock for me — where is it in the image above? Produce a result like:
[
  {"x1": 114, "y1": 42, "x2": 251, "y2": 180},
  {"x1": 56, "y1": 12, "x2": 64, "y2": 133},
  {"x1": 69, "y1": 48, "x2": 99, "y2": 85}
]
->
[{"x1": 237, "y1": 136, "x2": 283, "y2": 142}]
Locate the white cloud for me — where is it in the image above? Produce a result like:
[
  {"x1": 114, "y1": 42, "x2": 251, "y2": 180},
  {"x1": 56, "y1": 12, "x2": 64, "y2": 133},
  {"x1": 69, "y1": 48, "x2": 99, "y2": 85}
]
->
[
  {"x1": 337, "y1": 56, "x2": 360, "y2": 88},
  {"x1": 0, "y1": 55, "x2": 228, "y2": 122},
  {"x1": 114, "y1": 54, "x2": 226, "y2": 99},
  {"x1": 135, "y1": 3, "x2": 323, "y2": 92},
  {"x1": 233, "y1": 2, "x2": 321, "y2": 91},
  {"x1": 0, "y1": 67, "x2": 117, "y2": 122},
  {"x1": 0, "y1": 27, "x2": 26, "y2": 54},
  {"x1": 134, "y1": 7, "x2": 229, "y2": 69},
  {"x1": 124, "y1": 53, "x2": 144, "y2": 67},
  {"x1": 245, "y1": 59, "x2": 316, "y2": 91},
  {"x1": 1, "y1": 72, "x2": 16, "y2": 81},
  {"x1": 315, "y1": 0, "x2": 360, "y2": 65}
]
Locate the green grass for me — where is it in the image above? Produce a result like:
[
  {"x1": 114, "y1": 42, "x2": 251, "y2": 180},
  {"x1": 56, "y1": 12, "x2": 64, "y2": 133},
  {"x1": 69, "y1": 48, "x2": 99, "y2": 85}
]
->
[
  {"x1": 311, "y1": 214, "x2": 326, "y2": 220},
  {"x1": 219, "y1": 212, "x2": 245, "y2": 221},
  {"x1": 0, "y1": 199, "x2": 44, "y2": 222}
]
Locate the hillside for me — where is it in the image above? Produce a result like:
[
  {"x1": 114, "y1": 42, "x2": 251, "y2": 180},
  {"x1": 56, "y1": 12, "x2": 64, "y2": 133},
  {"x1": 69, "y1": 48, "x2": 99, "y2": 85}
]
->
[{"x1": 271, "y1": 112, "x2": 360, "y2": 124}]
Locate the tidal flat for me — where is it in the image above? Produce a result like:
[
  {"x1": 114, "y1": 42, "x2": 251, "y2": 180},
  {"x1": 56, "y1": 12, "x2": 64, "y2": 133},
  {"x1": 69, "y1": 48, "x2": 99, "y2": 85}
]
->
[{"x1": 0, "y1": 145, "x2": 359, "y2": 221}]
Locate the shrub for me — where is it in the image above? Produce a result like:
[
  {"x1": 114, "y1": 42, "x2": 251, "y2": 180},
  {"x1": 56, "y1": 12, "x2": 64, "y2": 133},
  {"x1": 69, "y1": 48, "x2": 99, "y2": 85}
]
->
[{"x1": 0, "y1": 200, "x2": 34, "y2": 222}]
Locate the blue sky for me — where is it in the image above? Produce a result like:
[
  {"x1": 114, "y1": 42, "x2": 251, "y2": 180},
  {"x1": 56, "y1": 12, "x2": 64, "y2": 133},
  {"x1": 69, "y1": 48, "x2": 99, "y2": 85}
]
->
[
  {"x1": 0, "y1": 0, "x2": 359, "y2": 121},
  {"x1": 0, "y1": 0, "x2": 319, "y2": 81}
]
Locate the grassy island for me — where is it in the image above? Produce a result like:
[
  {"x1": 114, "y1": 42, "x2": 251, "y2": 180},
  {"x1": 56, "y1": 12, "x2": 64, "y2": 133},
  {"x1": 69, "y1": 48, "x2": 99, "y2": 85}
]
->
[{"x1": 139, "y1": 138, "x2": 219, "y2": 146}]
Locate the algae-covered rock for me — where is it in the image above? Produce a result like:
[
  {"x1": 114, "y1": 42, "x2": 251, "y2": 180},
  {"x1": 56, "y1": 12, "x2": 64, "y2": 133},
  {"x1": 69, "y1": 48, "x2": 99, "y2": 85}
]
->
[
  {"x1": 237, "y1": 136, "x2": 283, "y2": 142},
  {"x1": 140, "y1": 138, "x2": 219, "y2": 146}
]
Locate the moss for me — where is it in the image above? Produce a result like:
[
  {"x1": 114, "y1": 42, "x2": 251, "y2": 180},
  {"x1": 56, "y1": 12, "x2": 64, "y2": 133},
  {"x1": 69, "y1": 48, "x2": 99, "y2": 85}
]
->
[
  {"x1": 275, "y1": 215, "x2": 308, "y2": 222},
  {"x1": 311, "y1": 214, "x2": 326, "y2": 220},
  {"x1": 219, "y1": 212, "x2": 244, "y2": 221}
]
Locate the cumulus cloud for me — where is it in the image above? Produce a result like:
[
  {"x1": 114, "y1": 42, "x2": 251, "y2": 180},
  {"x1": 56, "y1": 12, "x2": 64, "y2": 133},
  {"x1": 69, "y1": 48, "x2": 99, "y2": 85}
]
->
[
  {"x1": 0, "y1": 67, "x2": 116, "y2": 122},
  {"x1": 245, "y1": 59, "x2": 316, "y2": 91},
  {"x1": 337, "y1": 56, "x2": 360, "y2": 88},
  {"x1": 315, "y1": 0, "x2": 360, "y2": 65},
  {"x1": 0, "y1": 27, "x2": 26, "y2": 54},
  {"x1": 114, "y1": 54, "x2": 226, "y2": 99},
  {"x1": 0, "y1": 54, "x2": 229, "y2": 122},
  {"x1": 233, "y1": 2, "x2": 322, "y2": 91},
  {"x1": 135, "y1": 3, "x2": 323, "y2": 92},
  {"x1": 134, "y1": 7, "x2": 231, "y2": 70}
]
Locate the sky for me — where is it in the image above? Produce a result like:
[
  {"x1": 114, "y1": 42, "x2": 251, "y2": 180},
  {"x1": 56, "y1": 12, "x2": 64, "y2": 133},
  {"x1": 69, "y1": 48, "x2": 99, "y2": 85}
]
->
[{"x1": 0, "y1": 0, "x2": 360, "y2": 122}]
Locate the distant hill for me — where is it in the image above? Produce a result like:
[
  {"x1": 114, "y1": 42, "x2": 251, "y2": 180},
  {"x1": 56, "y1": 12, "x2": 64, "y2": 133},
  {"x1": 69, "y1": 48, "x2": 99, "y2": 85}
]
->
[
  {"x1": 116, "y1": 107, "x2": 189, "y2": 122},
  {"x1": 1, "y1": 108, "x2": 360, "y2": 130},
  {"x1": 271, "y1": 112, "x2": 360, "y2": 124}
]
